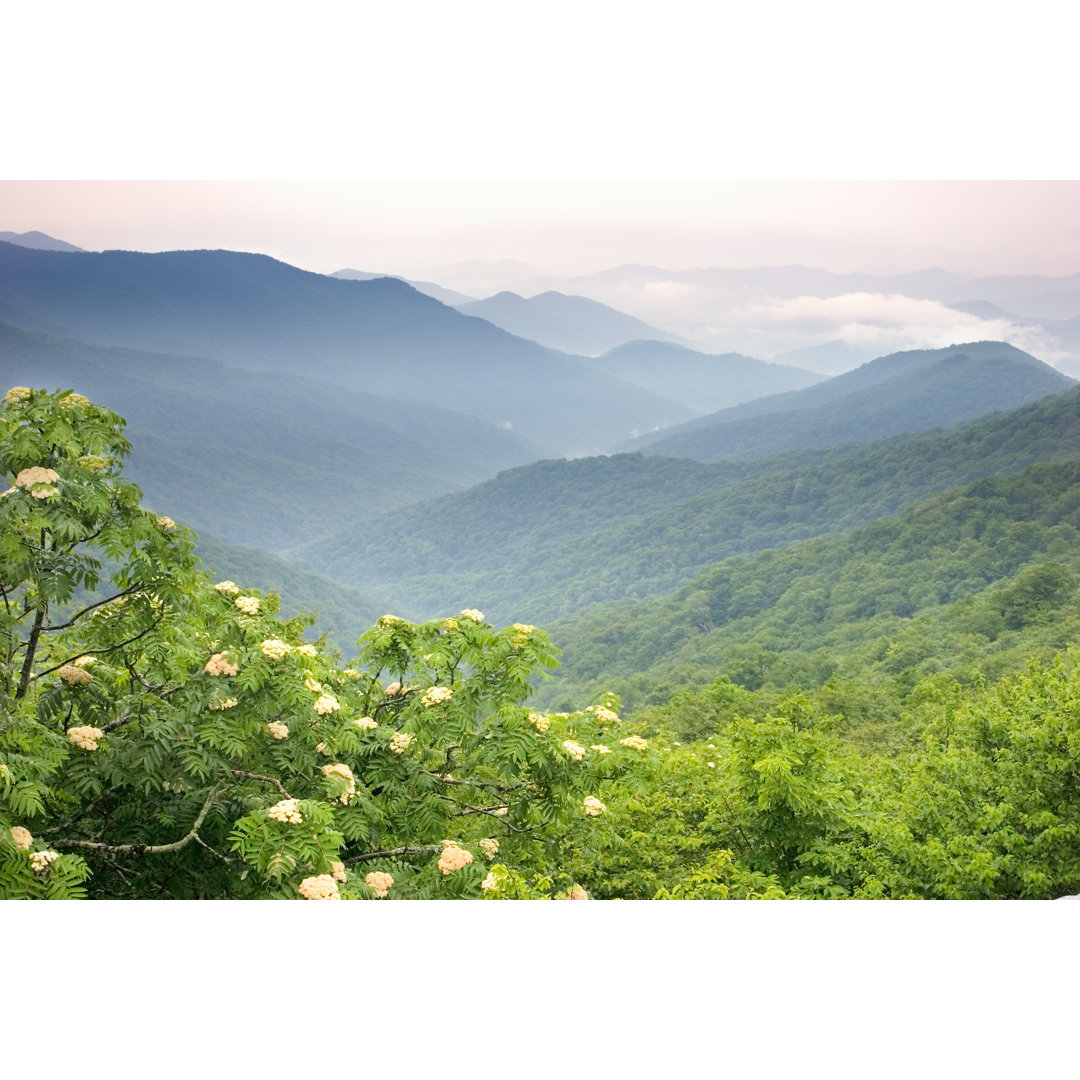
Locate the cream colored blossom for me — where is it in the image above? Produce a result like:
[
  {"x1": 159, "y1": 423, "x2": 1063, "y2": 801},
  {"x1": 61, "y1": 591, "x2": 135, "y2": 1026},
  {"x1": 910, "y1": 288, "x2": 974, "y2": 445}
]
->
[
  {"x1": 422, "y1": 685, "x2": 453, "y2": 707},
  {"x1": 377, "y1": 614, "x2": 405, "y2": 628},
  {"x1": 210, "y1": 697, "x2": 239, "y2": 711},
  {"x1": 78, "y1": 454, "x2": 109, "y2": 473},
  {"x1": 590, "y1": 706, "x2": 620, "y2": 724},
  {"x1": 15, "y1": 466, "x2": 58, "y2": 488},
  {"x1": 332, "y1": 861, "x2": 348, "y2": 883},
  {"x1": 460, "y1": 608, "x2": 485, "y2": 623},
  {"x1": 215, "y1": 581, "x2": 240, "y2": 595},
  {"x1": 354, "y1": 716, "x2": 378, "y2": 731},
  {"x1": 4, "y1": 386, "x2": 32, "y2": 404},
  {"x1": 591, "y1": 744, "x2": 611, "y2": 754},
  {"x1": 296, "y1": 644, "x2": 318, "y2": 658},
  {"x1": 234, "y1": 595, "x2": 260, "y2": 615},
  {"x1": 583, "y1": 796, "x2": 606, "y2": 817},
  {"x1": 511, "y1": 623, "x2": 535, "y2": 635},
  {"x1": 260, "y1": 638, "x2": 290, "y2": 660},
  {"x1": 9, "y1": 826, "x2": 32, "y2": 851},
  {"x1": 619, "y1": 735, "x2": 649, "y2": 752},
  {"x1": 440, "y1": 618, "x2": 459, "y2": 632},
  {"x1": 156, "y1": 516, "x2": 177, "y2": 530},
  {"x1": 493, "y1": 806, "x2": 509, "y2": 817},
  {"x1": 72, "y1": 655, "x2": 95, "y2": 669},
  {"x1": 304, "y1": 675, "x2": 324, "y2": 693},
  {"x1": 67, "y1": 725, "x2": 104, "y2": 751},
  {"x1": 384, "y1": 682, "x2": 408, "y2": 697},
  {"x1": 365, "y1": 870, "x2": 394, "y2": 898},
  {"x1": 204, "y1": 653, "x2": 238, "y2": 677},
  {"x1": 528, "y1": 712, "x2": 550, "y2": 733},
  {"x1": 30, "y1": 486, "x2": 59, "y2": 499},
  {"x1": 315, "y1": 743, "x2": 328, "y2": 754},
  {"x1": 29, "y1": 850, "x2": 60, "y2": 875},
  {"x1": 481, "y1": 872, "x2": 499, "y2": 892},
  {"x1": 557, "y1": 885, "x2": 590, "y2": 901},
  {"x1": 322, "y1": 763, "x2": 356, "y2": 804},
  {"x1": 266, "y1": 721, "x2": 290, "y2": 740},
  {"x1": 60, "y1": 393, "x2": 90, "y2": 408},
  {"x1": 268, "y1": 799, "x2": 303, "y2": 825},
  {"x1": 313, "y1": 693, "x2": 340, "y2": 715},
  {"x1": 706, "y1": 762, "x2": 716, "y2": 769},
  {"x1": 478, "y1": 837, "x2": 499, "y2": 860},
  {"x1": 562, "y1": 739, "x2": 586, "y2": 762},
  {"x1": 58, "y1": 665, "x2": 93, "y2": 685},
  {"x1": 298, "y1": 874, "x2": 340, "y2": 900},
  {"x1": 342, "y1": 668, "x2": 360, "y2": 678},
  {"x1": 389, "y1": 731, "x2": 413, "y2": 754},
  {"x1": 438, "y1": 844, "x2": 474, "y2": 874}
]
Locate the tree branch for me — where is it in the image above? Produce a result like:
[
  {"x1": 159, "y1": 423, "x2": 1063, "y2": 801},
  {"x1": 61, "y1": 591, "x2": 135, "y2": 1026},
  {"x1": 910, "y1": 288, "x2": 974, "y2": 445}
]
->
[
  {"x1": 231, "y1": 770, "x2": 292, "y2": 799},
  {"x1": 55, "y1": 781, "x2": 226, "y2": 855},
  {"x1": 343, "y1": 844, "x2": 440, "y2": 866},
  {"x1": 39, "y1": 583, "x2": 145, "y2": 633}
]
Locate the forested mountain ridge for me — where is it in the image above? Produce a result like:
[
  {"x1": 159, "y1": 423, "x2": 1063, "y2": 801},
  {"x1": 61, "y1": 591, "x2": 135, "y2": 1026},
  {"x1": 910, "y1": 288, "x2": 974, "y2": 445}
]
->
[
  {"x1": 0, "y1": 241, "x2": 693, "y2": 456},
  {"x1": 627, "y1": 341, "x2": 1074, "y2": 461},
  {"x1": 0, "y1": 321, "x2": 538, "y2": 549},
  {"x1": 539, "y1": 459, "x2": 1080, "y2": 712},
  {"x1": 292, "y1": 385, "x2": 1080, "y2": 626}
]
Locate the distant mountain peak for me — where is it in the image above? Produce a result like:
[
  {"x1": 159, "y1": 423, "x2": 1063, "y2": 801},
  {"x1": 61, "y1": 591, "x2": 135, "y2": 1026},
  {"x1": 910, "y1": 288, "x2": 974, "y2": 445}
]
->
[{"x1": 0, "y1": 231, "x2": 84, "y2": 252}]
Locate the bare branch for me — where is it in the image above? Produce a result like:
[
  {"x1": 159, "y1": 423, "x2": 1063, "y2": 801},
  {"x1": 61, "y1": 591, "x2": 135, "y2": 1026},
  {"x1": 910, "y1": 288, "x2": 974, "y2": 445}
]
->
[
  {"x1": 34, "y1": 617, "x2": 163, "y2": 681},
  {"x1": 231, "y1": 770, "x2": 292, "y2": 799},
  {"x1": 56, "y1": 780, "x2": 226, "y2": 855},
  {"x1": 39, "y1": 583, "x2": 145, "y2": 633}
]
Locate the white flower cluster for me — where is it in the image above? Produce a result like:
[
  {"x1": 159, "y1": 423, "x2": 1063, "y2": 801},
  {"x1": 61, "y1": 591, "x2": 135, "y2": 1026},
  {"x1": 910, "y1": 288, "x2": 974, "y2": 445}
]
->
[
  {"x1": 354, "y1": 716, "x2": 378, "y2": 731},
  {"x1": 557, "y1": 885, "x2": 590, "y2": 901},
  {"x1": 72, "y1": 655, "x2": 95, "y2": 669},
  {"x1": 268, "y1": 799, "x2": 303, "y2": 825},
  {"x1": 295, "y1": 644, "x2": 318, "y2": 659},
  {"x1": 305, "y1": 676, "x2": 323, "y2": 693},
  {"x1": 58, "y1": 665, "x2": 93, "y2": 686},
  {"x1": 583, "y1": 796, "x2": 606, "y2": 817},
  {"x1": 60, "y1": 393, "x2": 90, "y2": 408},
  {"x1": 67, "y1": 725, "x2": 104, "y2": 751},
  {"x1": 29, "y1": 850, "x2": 60, "y2": 875},
  {"x1": 460, "y1": 609, "x2": 485, "y2": 623},
  {"x1": 234, "y1": 596, "x2": 260, "y2": 615},
  {"x1": 481, "y1": 872, "x2": 499, "y2": 892},
  {"x1": 205, "y1": 653, "x2": 238, "y2": 677},
  {"x1": 266, "y1": 721, "x2": 290, "y2": 740},
  {"x1": 15, "y1": 466, "x2": 60, "y2": 499},
  {"x1": 421, "y1": 686, "x2": 453, "y2": 707},
  {"x1": 314, "y1": 694, "x2": 340, "y2": 715},
  {"x1": 322, "y1": 762, "x2": 356, "y2": 804},
  {"x1": 478, "y1": 837, "x2": 499, "y2": 859},
  {"x1": 528, "y1": 712, "x2": 550, "y2": 733},
  {"x1": 156, "y1": 516, "x2": 177, "y2": 530},
  {"x1": 260, "y1": 638, "x2": 290, "y2": 660},
  {"x1": 591, "y1": 744, "x2": 611, "y2": 754},
  {"x1": 562, "y1": 739, "x2": 586, "y2": 762},
  {"x1": 493, "y1": 806, "x2": 509, "y2": 817},
  {"x1": 9, "y1": 826, "x2": 33, "y2": 851},
  {"x1": 365, "y1": 870, "x2": 394, "y2": 898},
  {"x1": 389, "y1": 731, "x2": 413, "y2": 754},
  {"x1": 209, "y1": 697, "x2": 239, "y2": 711},
  {"x1": 332, "y1": 861, "x2": 348, "y2": 883},
  {"x1": 588, "y1": 706, "x2": 620, "y2": 724},
  {"x1": 78, "y1": 454, "x2": 109, "y2": 473},
  {"x1": 384, "y1": 682, "x2": 408, "y2": 697},
  {"x1": 619, "y1": 735, "x2": 649, "y2": 752},
  {"x1": 298, "y1": 874, "x2": 340, "y2": 900},
  {"x1": 214, "y1": 581, "x2": 240, "y2": 595},
  {"x1": 438, "y1": 844, "x2": 474, "y2": 874},
  {"x1": 4, "y1": 386, "x2": 32, "y2": 404}
]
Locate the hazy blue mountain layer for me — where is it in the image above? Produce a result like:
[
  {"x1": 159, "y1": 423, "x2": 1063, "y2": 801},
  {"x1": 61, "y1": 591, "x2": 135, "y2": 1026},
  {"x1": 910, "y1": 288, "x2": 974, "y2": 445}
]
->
[
  {"x1": 0, "y1": 242, "x2": 692, "y2": 456},
  {"x1": 454, "y1": 290, "x2": 685, "y2": 355},
  {"x1": 0, "y1": 321, "x2": 539, "y2": 549},
  {"x1": 579, "y1": 340, "x2": 824, "y2": 413},
  {"x1": 627, "y1": 341, "x2": 1073, "y2": 461},
  {"x1": 290, "y1": 385, "x2": 1080, "y2": 627}
]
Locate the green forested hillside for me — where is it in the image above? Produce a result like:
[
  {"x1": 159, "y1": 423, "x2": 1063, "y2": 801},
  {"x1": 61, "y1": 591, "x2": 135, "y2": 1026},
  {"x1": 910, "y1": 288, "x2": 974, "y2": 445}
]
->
[
  {"x1": 294, "y1": 386, "x2": 1080, "y2": 625},
  {"x1": 629, "y1": 341, "x2": 1073, "y2": 461},
  {"x1": 0, "y1": 322, "x2": 539, "y2": 548},
  {"x1": 539, "y1": 460, "x2": 1080, "y2": 713}
]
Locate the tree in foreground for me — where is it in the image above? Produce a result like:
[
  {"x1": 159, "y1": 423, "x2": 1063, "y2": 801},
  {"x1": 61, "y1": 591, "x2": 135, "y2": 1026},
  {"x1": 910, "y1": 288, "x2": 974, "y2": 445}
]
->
[{"x1": 0, "y1": 388, "x2": 644, "y2": 899}]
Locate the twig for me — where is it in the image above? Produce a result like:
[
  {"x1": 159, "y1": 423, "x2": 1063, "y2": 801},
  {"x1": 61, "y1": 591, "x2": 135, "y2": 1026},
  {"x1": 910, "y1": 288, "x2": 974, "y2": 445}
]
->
[{"x1": 231, "y1": 770, "x2": 292, "y2": 799}]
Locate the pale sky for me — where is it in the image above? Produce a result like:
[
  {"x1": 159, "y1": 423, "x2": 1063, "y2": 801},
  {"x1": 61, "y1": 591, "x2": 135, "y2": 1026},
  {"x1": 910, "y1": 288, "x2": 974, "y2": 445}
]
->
[{"x1": 3, "y1": 180, "x2": 1079, "y2": 281}]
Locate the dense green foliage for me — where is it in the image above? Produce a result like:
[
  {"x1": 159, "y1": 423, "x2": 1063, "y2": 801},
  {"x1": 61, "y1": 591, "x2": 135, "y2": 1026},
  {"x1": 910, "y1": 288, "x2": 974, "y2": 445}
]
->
[
  {"x1": 0, "y1": 388, "x2": 641, "y2": 899},
  {"x1": 296, "y1": 386, "x2": 1080, "y2": 625},
  {"x1": 630, "y1": 342, "x2": 1073, "y2": 462},
  {"x1": 541, "y1": 460, "x2": 1080, "y2": 713}
]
